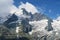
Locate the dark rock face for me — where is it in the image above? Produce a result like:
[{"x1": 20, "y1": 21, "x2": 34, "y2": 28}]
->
[
  {"x1": 0, "y1": 37, "x2": 29, "y2": 40},
  {"x1": 45, "y1": 19, "x2": 53, "y2": 31},
  {"x1": 22, "y1": 8, "x2": 33, "y2": 21},
  {"x1": 22, "y1": 8, "x2": 31, "y2": 16},
  {"x1": 7, "y1": 22, "x2": 19, "y2": 28},
  {"x1": 31, "y1": 13, "x2": 47, "y2": 21},
  {"x1": 4, "y1": 14, "x2": 18, "y2": 24},
  {"x1": 21, "y1": 18, "x2": 32, "y2": 33},
  {"x1": 3, "y1": 8, "x2": 33, "y2": 33},
  {"x1": 3, "y1": 14, "x2": 18, "y2": 28}
]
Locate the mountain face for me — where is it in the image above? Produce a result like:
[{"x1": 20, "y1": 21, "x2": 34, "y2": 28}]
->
[
  {"x1": 2, "y1": 8, "x2": 53, "y2": 33},
  {"x1": 3, "y1": 8, "x2": 53, "y2": 32},
  {"x1": 21, "y1": 18, "x2": 32, "y2": 33},
  {"x1": 29, "y1": 13, "x2": 48, "y2": 21},
  {"x1": 3, "y1": 14, "x2": 18, "y2": 28},
  {"x1": 45, "y1": 19, "x2": 53, "y2": 31},
  {"x1": 21, "y1": 8, "x2": 49, "y2": 21},
  {"x1": 0, "y1": 8, "x2": 54, "y2": 40},
  {"x1": 21, "y1": 8, "x2": 53, "y2": 31}
]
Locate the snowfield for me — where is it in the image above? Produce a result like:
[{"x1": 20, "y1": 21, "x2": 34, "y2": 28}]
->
[{"x1": 29, "y1": 19, "x2": 60, "y2": 40}]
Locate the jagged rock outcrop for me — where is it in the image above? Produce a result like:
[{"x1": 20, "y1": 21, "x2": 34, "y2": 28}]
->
[
  {"x1": 21, "y1": 18, "x2": 32, "y2": 33},
  {"x1": 3, "y1": 14, "x2": 18, "y2": 28},
  {"x1": 45, "y1": 19, "x2": 53, "y2": 31}
]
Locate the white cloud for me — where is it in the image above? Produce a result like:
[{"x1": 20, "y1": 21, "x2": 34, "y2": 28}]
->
[
  {"x1": 51, "y1": 16, "x2": 60, "y2": 38},
  {"x1": 29, "y1": 19, "x2": 48, "y2": 34},
  {"x1": 19, "y1": 2, "x2": 39, "y2": 14},
  {"x1": 9, "y1": 2, "x2": 39, "y2": 18},
  {"x1": 52, "y1": 20, "x2": 60, "y2": 30},
  {"x1": 14, "y1": 2, "x2": 39, "y2": 16},
  {"x1": 0, "y1": 0, "x2": 14, "y2": 18},
  {"x1": 52, "y1": 16, "x2": 60, "y2": 31},
  {"x1": 10, "y1": 5, "x2": 18, "y2": 14},
  {"x1": 29, "y1": 17, "x2": 60, "y2": 39},
  {"x1": 56, "y1": 16, "x2": 60, "y2": 21}
]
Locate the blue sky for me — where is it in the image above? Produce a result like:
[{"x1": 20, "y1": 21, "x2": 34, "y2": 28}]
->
[{"x1": 14, "y1": 0, "x2": 60, "y2": 19}]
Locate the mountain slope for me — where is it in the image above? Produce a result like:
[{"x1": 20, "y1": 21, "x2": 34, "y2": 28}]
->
[{"x1": 0, "y1": 8, "x2": 54, "y2": 40}]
